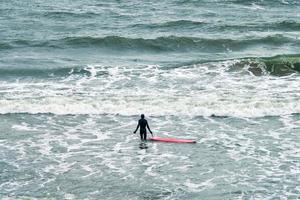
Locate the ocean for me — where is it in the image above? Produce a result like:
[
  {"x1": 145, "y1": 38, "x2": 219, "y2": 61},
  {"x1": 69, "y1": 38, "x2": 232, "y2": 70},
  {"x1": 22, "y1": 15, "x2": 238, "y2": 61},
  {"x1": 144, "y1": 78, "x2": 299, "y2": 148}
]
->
[{"x1": 1, "y1": 0, "x2": 300, "y2": 199}]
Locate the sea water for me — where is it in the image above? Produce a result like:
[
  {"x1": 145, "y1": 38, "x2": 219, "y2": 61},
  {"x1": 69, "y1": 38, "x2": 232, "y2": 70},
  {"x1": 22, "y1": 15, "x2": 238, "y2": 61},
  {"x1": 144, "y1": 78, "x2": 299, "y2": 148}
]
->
[{"x1": 0, "y1": 0, "x2": 300, "y2": 199}]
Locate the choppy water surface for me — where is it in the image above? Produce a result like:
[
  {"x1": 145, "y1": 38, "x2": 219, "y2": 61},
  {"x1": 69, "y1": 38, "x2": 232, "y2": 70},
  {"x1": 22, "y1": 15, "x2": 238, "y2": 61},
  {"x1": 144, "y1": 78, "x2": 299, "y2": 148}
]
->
[{"x1": 1, "y1": 0, "x2": 300, "y2": 199}]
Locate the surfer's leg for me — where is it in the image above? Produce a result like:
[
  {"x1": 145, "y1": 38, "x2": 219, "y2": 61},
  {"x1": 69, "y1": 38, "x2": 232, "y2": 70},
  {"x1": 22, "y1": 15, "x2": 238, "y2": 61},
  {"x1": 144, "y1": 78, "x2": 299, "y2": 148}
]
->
[
  {"x1": 142, "y1": 132, "x2": 147, "y2": 140},
  {"x1": 139, "y1": 132, "x2": 143, "y2": 140}
]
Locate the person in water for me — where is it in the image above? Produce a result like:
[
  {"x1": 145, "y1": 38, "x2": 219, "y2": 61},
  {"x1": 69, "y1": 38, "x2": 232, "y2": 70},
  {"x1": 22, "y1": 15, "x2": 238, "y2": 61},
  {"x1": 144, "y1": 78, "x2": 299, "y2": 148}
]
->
[{"x1": 133, "y1": 114, "x2": 153, "y2": 140}]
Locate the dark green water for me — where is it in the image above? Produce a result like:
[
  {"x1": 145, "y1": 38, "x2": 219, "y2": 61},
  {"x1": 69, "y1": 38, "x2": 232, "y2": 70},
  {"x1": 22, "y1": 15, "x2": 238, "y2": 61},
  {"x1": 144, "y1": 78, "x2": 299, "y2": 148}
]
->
[{"x1": 1, "y1": 0, "x2": 300, "y2": 199}]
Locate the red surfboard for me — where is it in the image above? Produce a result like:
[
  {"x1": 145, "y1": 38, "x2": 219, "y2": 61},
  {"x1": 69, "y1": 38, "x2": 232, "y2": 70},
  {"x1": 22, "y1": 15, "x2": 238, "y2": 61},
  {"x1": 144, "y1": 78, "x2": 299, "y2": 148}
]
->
[{"x1": 150, "y1": 136, "x2": 196, "y2": 143}]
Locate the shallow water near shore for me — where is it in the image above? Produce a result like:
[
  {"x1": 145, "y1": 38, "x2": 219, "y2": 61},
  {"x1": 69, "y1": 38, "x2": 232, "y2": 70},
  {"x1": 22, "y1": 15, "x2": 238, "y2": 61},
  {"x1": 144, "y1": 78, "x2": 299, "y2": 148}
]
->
[
  {"x1": 1, "y1": 114, "x2": 300, "y2": 199},
  {"x1": 1, "y1": 0, "x2": 300, "y2": 199}
]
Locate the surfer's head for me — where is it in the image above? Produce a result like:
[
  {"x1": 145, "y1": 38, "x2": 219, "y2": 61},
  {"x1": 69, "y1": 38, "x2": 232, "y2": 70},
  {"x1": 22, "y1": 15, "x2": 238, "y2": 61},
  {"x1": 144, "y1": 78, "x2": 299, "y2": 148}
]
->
[{"x1": 141, "y1": 114, "x2": 145, "y2": 119}]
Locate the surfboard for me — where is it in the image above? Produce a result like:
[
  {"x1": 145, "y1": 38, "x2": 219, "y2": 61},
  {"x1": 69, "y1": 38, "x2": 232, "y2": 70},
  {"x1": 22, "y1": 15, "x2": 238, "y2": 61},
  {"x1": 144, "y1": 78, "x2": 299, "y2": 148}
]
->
[{"x1": 150, "y1": 136, "x2": 196, "y2": 143}]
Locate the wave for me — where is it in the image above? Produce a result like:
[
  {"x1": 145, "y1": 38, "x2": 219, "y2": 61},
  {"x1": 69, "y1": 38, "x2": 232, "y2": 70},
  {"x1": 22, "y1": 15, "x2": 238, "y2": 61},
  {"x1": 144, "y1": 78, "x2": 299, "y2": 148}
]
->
[
  {"x1": 0, "y1": 42, "x2": 13, "y2": 50},
  {"x1": 0, "y1": 54, "x2": 299, "y2": 118},
  {"x1": 0, "y1": 67, "x2": 92, "y2": 78},
  {"x1": 131, "y1": 20, "x2": 207, "y2": 29},
  {"x1": 227, "y1": 54, "x2": 300, "y2": 76},
  {"x1": 43, "y1": 11, "x2": 99, "y2": 19},
  {"x1": 0, "y1": 97, "x2": 299, "y2": 118},
  {"x1": 1, "y1": 35, "x2": 298, "y2": 52},
  {"x1": 275, "y1": 20, "x2": 300, "y2": 31},
  {"x1": 219, "y1": 0, "x2": 299, "y2": 6},
  {"x1": 0, "y1": 54, "x2": 299, "y2": 78},
  {"x1": 218, "y1": 20, "x2": 300, "y2": 32},
  {"x1": 132, "y1": 19, "x2": 300, "y2": 32}
]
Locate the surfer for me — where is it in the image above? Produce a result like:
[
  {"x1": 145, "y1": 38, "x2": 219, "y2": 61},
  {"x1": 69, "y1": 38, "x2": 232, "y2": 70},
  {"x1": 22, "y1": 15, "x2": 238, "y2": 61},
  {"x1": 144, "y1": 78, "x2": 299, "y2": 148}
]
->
[{"x1": 133, "y1": 114, "x2": 153, "y2": 140}]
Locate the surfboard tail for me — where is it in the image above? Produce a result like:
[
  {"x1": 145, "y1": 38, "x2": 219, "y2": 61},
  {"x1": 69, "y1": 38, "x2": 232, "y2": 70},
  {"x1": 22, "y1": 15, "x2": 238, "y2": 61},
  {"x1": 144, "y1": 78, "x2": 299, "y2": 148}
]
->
[{"x1": 150, "y1": 136, "x2": 196, "y2": 143}]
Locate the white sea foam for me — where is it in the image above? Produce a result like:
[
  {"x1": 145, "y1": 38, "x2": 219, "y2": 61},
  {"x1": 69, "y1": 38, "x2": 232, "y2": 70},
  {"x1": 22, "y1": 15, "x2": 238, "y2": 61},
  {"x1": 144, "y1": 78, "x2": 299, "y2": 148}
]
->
[
  {"x1": 11, "y1": 122, "x2": 38, "y2": 131},
  {"x1": 184, "y1": 178, "x2": 216, "y2": 192},
  {"x1": 0, "y1": 62, "x2": 299, "y2": 118},
  {"x1": 250, "y1": 3, "x2": 265, "y2": 10},
  {"x1": 64, "y1": 193, "x2": 76, "y2": 200}
]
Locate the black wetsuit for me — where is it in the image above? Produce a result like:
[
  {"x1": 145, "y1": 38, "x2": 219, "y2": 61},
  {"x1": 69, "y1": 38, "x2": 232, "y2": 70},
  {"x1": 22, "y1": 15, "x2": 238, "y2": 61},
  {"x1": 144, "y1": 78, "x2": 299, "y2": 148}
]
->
[{"x1": 137, "y1": 118, "x2": 151, "y2": 140}]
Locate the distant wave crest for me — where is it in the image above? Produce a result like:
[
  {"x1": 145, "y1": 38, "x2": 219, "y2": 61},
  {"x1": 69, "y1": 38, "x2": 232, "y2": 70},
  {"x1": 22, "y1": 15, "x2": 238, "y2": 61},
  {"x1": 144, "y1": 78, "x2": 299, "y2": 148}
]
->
[
  {"x1": 1, "y1": 35, "x2": 298, "y2": 52},
  {"x1": 131, "y1": 20, "x2": 207, "y2": 29},
  {"x1": 0, "y1": 67, "x2": 92, "y2": 78}
]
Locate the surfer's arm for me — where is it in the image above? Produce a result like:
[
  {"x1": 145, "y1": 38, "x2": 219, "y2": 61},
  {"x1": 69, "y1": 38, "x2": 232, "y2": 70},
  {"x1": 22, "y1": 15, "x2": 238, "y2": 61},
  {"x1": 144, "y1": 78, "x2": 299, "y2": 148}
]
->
[
  {"x1": 133, "y1": 123, "x2": 139, "y2": 134},
  {"x1": 146, "y1": 122, "x2": 153, "y2": 135}
]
